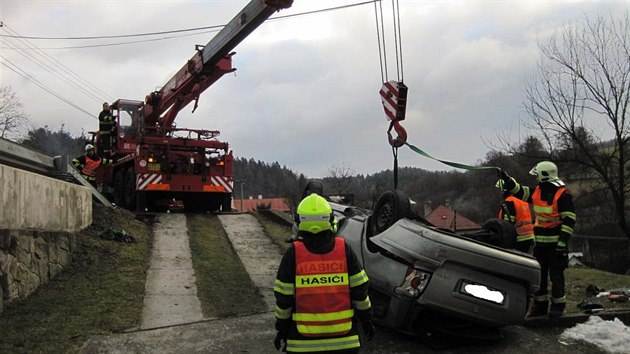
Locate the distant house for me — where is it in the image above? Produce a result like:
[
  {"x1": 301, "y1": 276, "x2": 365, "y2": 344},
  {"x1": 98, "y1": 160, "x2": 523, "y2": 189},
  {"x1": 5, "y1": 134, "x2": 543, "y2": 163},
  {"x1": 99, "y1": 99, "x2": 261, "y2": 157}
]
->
[
  {"x1": 233, "y1": 196, "x2": 290, "y2": 212},
  {"x1": 425, "y1": 205, "x2": 481, "y2": 232}
]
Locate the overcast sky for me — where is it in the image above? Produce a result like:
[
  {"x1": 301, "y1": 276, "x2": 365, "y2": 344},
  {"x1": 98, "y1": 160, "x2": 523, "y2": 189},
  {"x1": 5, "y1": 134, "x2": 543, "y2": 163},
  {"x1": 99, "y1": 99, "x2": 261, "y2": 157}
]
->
[{"x1": 1, "y1": 0, "x2": 628, "y2": 178}]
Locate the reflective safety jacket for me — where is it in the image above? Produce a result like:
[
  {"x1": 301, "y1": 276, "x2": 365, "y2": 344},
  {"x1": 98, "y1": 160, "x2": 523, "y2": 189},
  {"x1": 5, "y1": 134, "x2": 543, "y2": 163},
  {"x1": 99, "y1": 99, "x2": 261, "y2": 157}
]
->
[
  {"x1": 294, "y1": 237, "x2": 352, "y2": 337},
  {"x1": 98, "y1": 109, "x2": 115, "y2": 135},
  {"x1": 72, "y1": 155, "x2": 113, "y2": 182},
  {"x1": 274, "y1": 233, "x2": 371, "y2": 353},
  {"x1": 499, "y1": 196, "x2": 534, "y2": 243},
  {"x1": 531, "y1": 186, "x2": 566, "y2": 244}
]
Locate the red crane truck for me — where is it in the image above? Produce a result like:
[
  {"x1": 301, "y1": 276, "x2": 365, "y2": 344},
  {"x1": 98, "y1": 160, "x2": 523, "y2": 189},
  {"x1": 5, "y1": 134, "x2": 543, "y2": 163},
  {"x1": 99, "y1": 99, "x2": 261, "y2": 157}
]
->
[{"x1": 92, "y1": 0, "x2": 293, "y2": 212}]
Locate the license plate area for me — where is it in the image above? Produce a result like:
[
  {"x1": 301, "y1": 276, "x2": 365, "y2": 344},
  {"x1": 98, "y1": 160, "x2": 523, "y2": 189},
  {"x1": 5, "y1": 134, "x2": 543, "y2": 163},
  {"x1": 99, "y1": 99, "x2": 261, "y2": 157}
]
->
[{"x1": 460, "y1": 280, "x2": 505, "y2": 305}]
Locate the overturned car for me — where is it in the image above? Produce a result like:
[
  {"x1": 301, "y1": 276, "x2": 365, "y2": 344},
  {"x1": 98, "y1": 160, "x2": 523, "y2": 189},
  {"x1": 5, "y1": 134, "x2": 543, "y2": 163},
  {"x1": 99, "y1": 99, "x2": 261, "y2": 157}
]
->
[{"x1": 331, "y1": 190, "x2": 541, "y2": 339}]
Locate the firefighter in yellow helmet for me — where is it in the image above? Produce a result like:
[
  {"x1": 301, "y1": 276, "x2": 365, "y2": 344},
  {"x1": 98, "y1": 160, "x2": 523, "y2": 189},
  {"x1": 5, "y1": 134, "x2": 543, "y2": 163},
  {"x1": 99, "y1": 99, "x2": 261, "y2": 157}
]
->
[
  {"x1": 273, "y1": 193, "x2": 374, "y2": 352},
  {"x1": 71, "y1": 143, "x2": 113, "y2": 186},
  {"x1": 500, "y1": 161, "x2": 576, "y2": 318}
]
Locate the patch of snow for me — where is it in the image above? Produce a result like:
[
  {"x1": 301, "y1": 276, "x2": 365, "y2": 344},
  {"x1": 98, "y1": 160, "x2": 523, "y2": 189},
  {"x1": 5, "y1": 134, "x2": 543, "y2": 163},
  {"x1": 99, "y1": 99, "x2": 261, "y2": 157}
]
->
[{"x1": 559, "y1": 316, "x2": 630, "y2": 353}]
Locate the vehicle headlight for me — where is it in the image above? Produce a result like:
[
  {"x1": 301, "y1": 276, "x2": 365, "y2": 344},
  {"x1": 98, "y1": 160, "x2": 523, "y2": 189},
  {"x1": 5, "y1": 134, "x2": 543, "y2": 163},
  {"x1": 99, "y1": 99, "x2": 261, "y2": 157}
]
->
[{"x1": 394, "y1": 268, "x2": 431, "y2": 298}]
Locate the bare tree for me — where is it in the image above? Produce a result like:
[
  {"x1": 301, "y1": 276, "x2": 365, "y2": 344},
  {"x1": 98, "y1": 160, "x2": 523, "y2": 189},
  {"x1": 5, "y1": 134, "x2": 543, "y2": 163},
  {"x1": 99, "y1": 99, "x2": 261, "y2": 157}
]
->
[
  {"x1": 324, "y1": 162, "x2": 356, "y2": 196},
  {"x1": 0, "y1": 86, "x2": 28, "y2": 139},
  {"x1": 523, "y1": 13, "x2": 630, "y2": 237}
]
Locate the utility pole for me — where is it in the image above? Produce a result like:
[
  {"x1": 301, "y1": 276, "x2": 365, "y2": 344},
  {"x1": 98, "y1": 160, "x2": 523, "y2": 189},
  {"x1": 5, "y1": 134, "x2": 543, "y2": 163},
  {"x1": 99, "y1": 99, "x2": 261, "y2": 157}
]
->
[{"x1": 234, "y1": 179, "x2": 246, "y2": 212}]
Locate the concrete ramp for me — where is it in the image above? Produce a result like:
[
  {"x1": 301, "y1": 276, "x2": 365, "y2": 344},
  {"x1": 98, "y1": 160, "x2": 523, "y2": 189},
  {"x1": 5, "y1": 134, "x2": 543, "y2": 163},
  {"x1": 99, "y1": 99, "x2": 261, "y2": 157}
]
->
[
  {"x1": 218, "y1": 214, "x2": 283, "y2": 311},
  {"x1": 140, "y1": 214, "x2": 203, "y2": 329}
]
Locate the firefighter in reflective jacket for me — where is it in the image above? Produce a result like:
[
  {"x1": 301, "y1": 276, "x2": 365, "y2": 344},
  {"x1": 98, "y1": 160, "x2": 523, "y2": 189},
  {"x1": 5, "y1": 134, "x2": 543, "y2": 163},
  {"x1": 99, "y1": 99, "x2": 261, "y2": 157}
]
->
[
  {"x1": 496, "y1": 180, "x2": 535, "y2": 254},
  {"x1": 273, "y1": 193, "x2": 374, "y2": 353},
  {"x1": 72, "y1": 144, "x2": 113, "y2": 186},
  {"x1": 500, "y1": 161, "x2": 576, "y2": 317}
]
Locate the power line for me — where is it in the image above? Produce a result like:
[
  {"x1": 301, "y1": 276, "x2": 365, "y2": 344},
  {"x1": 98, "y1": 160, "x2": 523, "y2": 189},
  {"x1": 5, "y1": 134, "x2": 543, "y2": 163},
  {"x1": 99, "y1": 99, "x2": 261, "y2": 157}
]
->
[
  {"x1": 0, "y1": 1, "x2": 377, "y2": 42},
  {"x1": 2, "y1": 24, "x2": 113, "y2": 101},
  {"x1": 0, "y1": 55, "x2": 96, "y2": 119}
]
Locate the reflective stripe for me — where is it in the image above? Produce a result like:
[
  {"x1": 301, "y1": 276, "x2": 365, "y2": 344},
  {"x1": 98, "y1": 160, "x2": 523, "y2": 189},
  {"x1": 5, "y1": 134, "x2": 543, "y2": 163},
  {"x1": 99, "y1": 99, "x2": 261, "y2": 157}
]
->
[
  {"x1": 536, "y1": 235, "x2": 559, "y2": 243},
  {"x1": 275, "y1": 305, "x2": 292, "y2": 320},
  {"x1": 296, "y1": 321, "x2": 353, "y2": 335},
  {"x1": 516, "y1": 234, "x2": 535, "y2": 242},
  {"x1": 561, "y1": 225, "x2": 574, "y2": 234},
  {"x1": 552, "y1": 296, "x2": 566, "y2": 304},
  {"x1": 298, "y1": 214, "x2": 330, "y2": 222},
  {"x1": 286, "y1": 335, "x2": 360, "y2": 352},
  {"x1": 293, "y1": 309, "x2": 354, "y2": 322},
  {"x1": 533, "y1": 205, "x2": 553, "y2": 214},
  {"x1": 534, "y1": 295, "x2": 548, "y2": 302},
  {"x1": 349, "y1": 269, "x2": 369, "y2": 288},
  {"x1": 560, "y1": 211, "x2": 576, "y2": 220},
  {"x1": 274, "y1": 279, "x2": 295, "y2": 295},
  {"x1": 352, "y1": 295, "x2": 371, "y2": 311}
]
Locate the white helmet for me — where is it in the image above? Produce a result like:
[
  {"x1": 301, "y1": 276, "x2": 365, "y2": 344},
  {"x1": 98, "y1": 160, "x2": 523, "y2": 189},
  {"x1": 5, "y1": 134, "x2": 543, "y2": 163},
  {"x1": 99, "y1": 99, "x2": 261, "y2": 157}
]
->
[
  {"x1": 85, "y1": 144, "x2": 95, "y2": 153},
  {"x1": 529, "y1": 161, "x2": 559, "y2": 183}
]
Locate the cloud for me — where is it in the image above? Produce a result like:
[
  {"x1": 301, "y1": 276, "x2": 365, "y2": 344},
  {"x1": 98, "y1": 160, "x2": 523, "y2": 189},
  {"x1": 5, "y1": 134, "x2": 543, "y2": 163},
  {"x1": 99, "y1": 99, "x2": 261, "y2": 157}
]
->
[{"x1": 2, "y1": 0, "x2": 628, "y2": 177}]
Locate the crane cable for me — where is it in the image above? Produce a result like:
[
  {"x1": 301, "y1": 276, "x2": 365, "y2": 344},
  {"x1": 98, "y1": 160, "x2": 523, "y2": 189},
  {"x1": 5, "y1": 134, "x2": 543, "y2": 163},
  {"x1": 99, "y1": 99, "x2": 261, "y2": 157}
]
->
[{"x1": 374, "y1": 0, "x2": 407, "y2": 189}]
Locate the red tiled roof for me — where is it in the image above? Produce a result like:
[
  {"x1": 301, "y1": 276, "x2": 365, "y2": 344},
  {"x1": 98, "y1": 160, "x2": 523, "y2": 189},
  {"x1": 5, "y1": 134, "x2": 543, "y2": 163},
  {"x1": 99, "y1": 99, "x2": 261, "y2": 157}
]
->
[
  {"x1": 425, "y1": 205, "x2": 481, "y2": 231},
  {"x1": 233, "y1": 198, "x2": 290, "y2": 212}
]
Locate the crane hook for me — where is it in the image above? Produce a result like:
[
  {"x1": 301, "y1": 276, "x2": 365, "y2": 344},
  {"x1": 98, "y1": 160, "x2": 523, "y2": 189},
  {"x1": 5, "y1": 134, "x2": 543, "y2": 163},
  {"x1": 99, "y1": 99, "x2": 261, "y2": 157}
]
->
[{"x1": 387, "y1": 120, "x2": 407, "y2": 148}]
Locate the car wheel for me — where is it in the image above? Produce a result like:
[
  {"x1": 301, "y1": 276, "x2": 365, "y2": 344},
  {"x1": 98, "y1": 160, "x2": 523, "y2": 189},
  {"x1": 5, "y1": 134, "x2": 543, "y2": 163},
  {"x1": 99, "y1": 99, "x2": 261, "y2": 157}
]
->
[
  {"x1": 370, "y1": 190, "x2": 411, "y2": 235},
  {"x1": 481, "y1": 218, "x2": 517, "y2": 249}
]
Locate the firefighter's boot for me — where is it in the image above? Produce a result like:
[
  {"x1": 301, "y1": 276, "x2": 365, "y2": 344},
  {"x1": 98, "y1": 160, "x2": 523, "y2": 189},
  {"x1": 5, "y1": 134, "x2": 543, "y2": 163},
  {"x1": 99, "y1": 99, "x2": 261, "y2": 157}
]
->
[
  {"x1": 549, "y1": 302, "x2": 566, "y2": 318},
  {"x1": 527, "y1": 300, "x2": 548, "y2": 317}
]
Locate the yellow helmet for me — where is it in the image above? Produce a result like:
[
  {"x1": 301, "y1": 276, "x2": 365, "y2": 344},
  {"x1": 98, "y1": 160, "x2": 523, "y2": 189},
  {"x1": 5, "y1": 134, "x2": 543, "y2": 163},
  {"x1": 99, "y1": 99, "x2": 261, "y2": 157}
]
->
[
  {"x1": 296, "y1": 193, "x2": 334, "y2": 234},
  {"x1": 529, "y1": 161, "x2": 558, "y2": 182}
]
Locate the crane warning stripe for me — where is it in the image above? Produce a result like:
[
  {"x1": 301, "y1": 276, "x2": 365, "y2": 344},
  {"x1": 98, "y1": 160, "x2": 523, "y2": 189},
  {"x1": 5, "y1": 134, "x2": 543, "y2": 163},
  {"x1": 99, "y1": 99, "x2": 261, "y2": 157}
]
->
[
  {"x1": 137, "y1": 173, "x2": 163, "y2": 190},
  {"x1": 211, "y1": 176, "x2": 233, "y2": 192},
  {"x1": 380, "y1": 81, "x2": 399, "y2": 121}
]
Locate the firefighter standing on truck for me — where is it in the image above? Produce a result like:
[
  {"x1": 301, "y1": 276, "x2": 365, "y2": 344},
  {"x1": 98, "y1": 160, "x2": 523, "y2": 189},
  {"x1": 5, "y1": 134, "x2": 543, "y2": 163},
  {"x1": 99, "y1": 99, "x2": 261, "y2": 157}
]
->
[
  {"x1": 72, "y1": 144, "x2": 113, "y2": 186},
  {"x1": 273, "y1": 193, "x2": 375, "y2": 353},
  {"x1": 500, "y1": 161, "x2": 576, "y2": 317},
  {"x1": 496, "y1": 180, "x2": 535, "y2": 254},
  {"x1": 98, "y1": 102, "x2": 115, "y2": 157}
]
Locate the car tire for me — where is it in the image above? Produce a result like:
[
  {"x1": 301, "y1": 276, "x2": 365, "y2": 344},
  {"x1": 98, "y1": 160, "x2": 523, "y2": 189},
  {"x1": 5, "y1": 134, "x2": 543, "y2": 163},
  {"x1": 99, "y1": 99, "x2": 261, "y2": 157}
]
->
[
  {"x1": 369, "y1": 190, "x2": 411, "y2": 236},
  {"x1": 481, "y1": 218, "x2": 517, "y2": 249}
]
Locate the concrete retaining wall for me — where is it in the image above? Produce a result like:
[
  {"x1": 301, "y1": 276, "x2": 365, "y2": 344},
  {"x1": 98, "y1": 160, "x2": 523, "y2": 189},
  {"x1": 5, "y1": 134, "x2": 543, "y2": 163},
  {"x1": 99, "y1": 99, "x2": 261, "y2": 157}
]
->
[
  {"x1": 0, "y1": 164, "x2": 92, "y2": 232},
  {"x1": 0, "y1": 229, "x2": 76, "y2": 313}
]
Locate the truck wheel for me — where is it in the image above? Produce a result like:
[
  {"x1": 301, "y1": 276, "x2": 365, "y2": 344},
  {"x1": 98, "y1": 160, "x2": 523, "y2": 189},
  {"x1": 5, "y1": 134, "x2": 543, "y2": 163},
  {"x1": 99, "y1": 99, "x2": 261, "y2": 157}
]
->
[
  {"x1": 369, "y1": 190, "x2": 411, "y2": 236},
  {"x1": 123, "y1": 168, "x2": 137, "y2": 211},
  {"x1": 113, "y1": 171, "x2": 125, "y2": 208},
  {"x1": 481, "y1": 218, "x2": 517, "y2": 249}
]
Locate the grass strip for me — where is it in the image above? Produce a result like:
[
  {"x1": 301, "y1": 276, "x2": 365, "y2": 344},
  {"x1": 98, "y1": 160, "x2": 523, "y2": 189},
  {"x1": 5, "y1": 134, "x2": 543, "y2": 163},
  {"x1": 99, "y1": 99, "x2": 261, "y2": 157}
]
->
[
  {"x1": 252, "y1": 211, "x2": 293, "y2": 253},
  {"x1": 187, "y1": 214, "x2": 266, "y2": 317},
  {"x1": 564, "y1": 267, "x2": 630, "y2": 314},
  {"x1": 0, "y1": 206, "x2": 152, "y2": 354}
]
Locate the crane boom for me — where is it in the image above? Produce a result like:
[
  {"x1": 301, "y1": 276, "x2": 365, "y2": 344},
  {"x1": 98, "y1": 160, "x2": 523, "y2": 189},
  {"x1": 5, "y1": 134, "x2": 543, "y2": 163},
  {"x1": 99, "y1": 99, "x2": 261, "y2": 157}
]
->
[{"x1": 142, "y1": 0, "x2": 293, "y2": 130}]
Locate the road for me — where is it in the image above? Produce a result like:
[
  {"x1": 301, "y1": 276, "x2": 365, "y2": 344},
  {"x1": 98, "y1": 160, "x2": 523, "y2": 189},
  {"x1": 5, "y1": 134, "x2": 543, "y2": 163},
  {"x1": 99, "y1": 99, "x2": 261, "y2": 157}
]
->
[{"x1": 79, "y1": 213, "x2": 610, "y2": 354}]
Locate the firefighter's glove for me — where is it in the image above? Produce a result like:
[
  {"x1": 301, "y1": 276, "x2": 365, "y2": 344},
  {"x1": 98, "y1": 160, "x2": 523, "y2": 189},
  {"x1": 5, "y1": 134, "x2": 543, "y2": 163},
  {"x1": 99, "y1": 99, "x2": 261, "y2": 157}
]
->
[
  {"x1": 274, "y1": 331, "x2": 287, "y2": 351},
  {"x1": 361, "y1": 320, "x2": 376, "y2": 342},
  {"x1": 555, "y1": 241, "x2": 569, "y2": 266}
]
